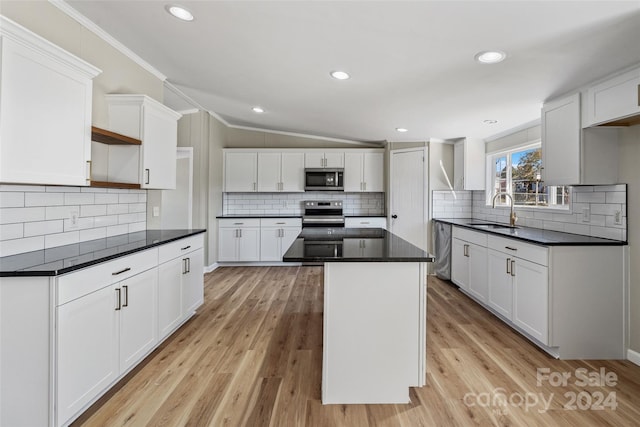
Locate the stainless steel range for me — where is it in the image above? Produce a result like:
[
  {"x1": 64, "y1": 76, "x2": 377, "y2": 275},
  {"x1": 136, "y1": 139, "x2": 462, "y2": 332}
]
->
[{"x1": 302, "y1": 200, "x2": 345, "y2": 228}]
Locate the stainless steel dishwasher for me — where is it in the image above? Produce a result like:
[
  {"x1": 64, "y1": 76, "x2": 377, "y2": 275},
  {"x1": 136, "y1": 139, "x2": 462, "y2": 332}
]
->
[{"x1": 433, "y1": 220, "x2": 452, "y2": 280}]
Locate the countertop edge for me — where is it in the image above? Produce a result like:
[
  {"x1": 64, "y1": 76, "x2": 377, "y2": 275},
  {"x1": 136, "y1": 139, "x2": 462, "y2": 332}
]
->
[
  {"x1": 1, "y1": 229, "x2": 206, "y2": 277},
  {"x1": 433, "y1": 218, "x2": 627, "y2": 246}
]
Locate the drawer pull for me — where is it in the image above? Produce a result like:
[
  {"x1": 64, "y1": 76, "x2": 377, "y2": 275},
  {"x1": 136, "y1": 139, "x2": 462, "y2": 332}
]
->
[
  {"x1": 122, "y1": 285, "x2": 129, "y2": 307},
  {"x1": 234, "y1": 222, "x2": 244, "y2": 225},
  {"x1": 276, "y1": 222, "x2": 286, "y2": 225},
  {"x1": 115, "y1": 288, "x2": 121, "y2": 311},
  {"x1": 361, "y1": 221, "x2": 370, "y2": 225},
  {"x1": 505, "y1": 246, "x2": 517, "y2": 251},
  {"x1": 181, "y1": 245, "x2": 191, "y2": 250},
  {"x1": 112, "y1": 267, "x2": 131, "y2": 276}
]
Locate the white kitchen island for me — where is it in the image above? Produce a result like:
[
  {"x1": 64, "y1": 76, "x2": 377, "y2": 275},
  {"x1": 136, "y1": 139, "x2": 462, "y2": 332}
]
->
[{"x1": 283, "y1": 228, "x2": 433, "y2": 404}]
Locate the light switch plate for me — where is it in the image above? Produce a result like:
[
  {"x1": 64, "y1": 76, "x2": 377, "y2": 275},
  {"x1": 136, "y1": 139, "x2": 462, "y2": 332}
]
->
[
  {"x1": 153, "y1": 206, "x2": 160, "y2": 217},
  {"x1": 68, "y1": 209, "x2": 79, "y2": 230},
  {"x1": 582, "y1": 207, "x2": 590, "y2": 223},
  {"x1": 614, "y1": 210, "x2": 622, "y2": 225}
]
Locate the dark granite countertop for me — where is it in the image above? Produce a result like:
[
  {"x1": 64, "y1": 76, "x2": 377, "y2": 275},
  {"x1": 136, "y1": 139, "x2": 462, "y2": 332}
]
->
[
  {"x1": 433, "y1": 218, "x2": 627, "y2": 246},
  {"x1": 0, "y1": 229, "x2": 206, "y2": 277},
  {"x1": 344, "y1": 215, "x2": 386, "y2": 218},
  {"x1": 283, "y1": 227, "x2": 434, "y2": 262}
]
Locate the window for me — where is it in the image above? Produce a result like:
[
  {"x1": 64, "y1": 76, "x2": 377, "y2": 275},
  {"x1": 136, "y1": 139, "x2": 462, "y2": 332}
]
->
[{"x1": 489, "y1": 143, "x2": 569, "y2": 209}]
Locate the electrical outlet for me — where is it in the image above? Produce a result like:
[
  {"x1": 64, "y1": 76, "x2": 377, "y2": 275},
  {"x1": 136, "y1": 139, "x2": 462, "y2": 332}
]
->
[
  {"x1": 614, "y1": 210, "x2": 622, "y2": 225},
  {"x1": 68, "y1": 209, "x2": 79, "y2": 230},
  {"x1": 582, "y1": 207, "x2": 590, "y2": 223},
  {"x1": 153, "y1": 206, "x2": 160, "y2": 217}
]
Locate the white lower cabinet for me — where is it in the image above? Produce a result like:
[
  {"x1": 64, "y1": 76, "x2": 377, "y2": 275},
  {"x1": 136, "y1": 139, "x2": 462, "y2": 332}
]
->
[
  {"x1": 218, "y1": 218, "x2": 302, "y2": 262},
  {"x1": 345, "y1": 217, "x2": 387, "y2": 229},
  {"x1": 218, "y1": 218, "x2": 261, "y2": 262},
  {"x1": 486, "y1": 235, "x2": 549, "y2": 345},
  {"x1": 451, "y1": 228, "x2": 488, "y2": 302},
  {"x1": 53, "y1": 233, "x2": 204, "y2": 426},
  {"x1": 259, "y1": 218, "x2": 301, "y2": 261},
  {"x1": 158, "y1": 234, "x2": 205, "y2": 340},
  {"x1": 56, "y1": 249, "x2": 158, "y2": 427}
]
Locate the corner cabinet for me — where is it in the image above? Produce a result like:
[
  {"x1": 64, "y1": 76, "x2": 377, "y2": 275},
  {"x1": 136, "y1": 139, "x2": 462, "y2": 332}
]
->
[
  {"x1": 104, "y1": 95, "x2": 182, "y2": 189},
  {"x1": 0, "y1": 16, "x2": 101, "y2": 186},
  {"x1": 541, "y1": 93, "x2": 619, "y2": 185},
  {"x1": 344, "y1": 151, "x2": 384, "y2": 192}
]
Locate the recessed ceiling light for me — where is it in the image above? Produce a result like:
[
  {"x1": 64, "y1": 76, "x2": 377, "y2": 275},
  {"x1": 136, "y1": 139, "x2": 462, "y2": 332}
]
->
[
  {"x1": 252, "y1": 106, "x2": 264, "y2": 113},
  {"x1": 483, "y1": 119, "x2": 498, "y2": 124},
  {"x1": 396, "y1": 128, "x2": 408, "y2": 133},
  {"x1": 166, "y1": 5, "x2": 194, "y2": 21},
  {"x1": 474, "y1": 50, "x2": 506, "y2": 64},
  {"x1": 330, "y1": 70, "x2": 350, "y2": 80}
]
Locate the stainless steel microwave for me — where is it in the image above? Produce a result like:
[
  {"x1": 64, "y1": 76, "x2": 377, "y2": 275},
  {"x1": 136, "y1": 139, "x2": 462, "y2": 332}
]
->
[{"x1": 304, "y1": 168, "x2": 344, "y2": 191}]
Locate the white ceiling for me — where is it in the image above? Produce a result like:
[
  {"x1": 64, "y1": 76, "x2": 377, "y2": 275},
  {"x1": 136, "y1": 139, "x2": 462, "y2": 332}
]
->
[{"x1": 66, "y1": 0, "x2": 640, "y2": 143}]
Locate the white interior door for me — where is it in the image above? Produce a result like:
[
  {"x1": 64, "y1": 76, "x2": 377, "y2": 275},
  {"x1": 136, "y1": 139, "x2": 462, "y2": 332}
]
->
[
  {"x1": 390, "y1": 148, "x2": 427, "y2": 250},
  {"x1": 160, "y1": 148, "x2": 193, "y2": 229}
]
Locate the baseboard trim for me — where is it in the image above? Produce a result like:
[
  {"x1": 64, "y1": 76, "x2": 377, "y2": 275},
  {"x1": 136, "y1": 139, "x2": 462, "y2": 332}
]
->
[
  {"x1": 627, "y1": 349, "x2": 640, "y2": 366},
  {"x1": 204, "y1": 263, "x2": 219, "y2": 273}
]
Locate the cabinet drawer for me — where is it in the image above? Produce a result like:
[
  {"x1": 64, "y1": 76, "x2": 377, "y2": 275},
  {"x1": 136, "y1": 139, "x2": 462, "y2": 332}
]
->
[
  {"x1": 452, "y1": 226, "x2": 488, "y2": 247},
  {"x1": 218, "y1": 218, "x2": 261, "y2": 228},
  {"x1": 260, "y1": 218, "x2": 302, "y2": 227},
  {"x1": 345, "y1": 217, "x2": 387, "y2": 229},
  {"x1": 57, "y1": 248, "x2": 158, "y2": 306},
  {"x1": 488, "y1": 235, "x2": 548, "y2": 266},
  {"x1": 158, "y1": 234, "x2": 204, "y2": 264}
]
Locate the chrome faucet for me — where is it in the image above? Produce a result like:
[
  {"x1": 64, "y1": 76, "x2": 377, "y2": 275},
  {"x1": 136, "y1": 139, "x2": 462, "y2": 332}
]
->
[{"x1": 492, "y1": 192, "x2": 517, "y2": 227}]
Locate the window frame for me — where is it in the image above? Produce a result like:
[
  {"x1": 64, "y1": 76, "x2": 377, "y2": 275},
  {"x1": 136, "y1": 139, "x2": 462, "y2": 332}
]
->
[{"x1": 485, "y1": 140, "x2": 570, "y2": 211}]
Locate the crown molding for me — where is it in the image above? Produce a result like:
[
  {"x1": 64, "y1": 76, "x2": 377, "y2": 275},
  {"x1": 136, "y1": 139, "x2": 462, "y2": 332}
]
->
[{"x1": 48, "y1": 0, "x2": 166, "y2": 81}]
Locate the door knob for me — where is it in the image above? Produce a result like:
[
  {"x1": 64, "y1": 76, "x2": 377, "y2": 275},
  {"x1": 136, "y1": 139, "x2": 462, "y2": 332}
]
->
[{"x1": 392, "y1": 215, "x2": 398, "y2": 219}]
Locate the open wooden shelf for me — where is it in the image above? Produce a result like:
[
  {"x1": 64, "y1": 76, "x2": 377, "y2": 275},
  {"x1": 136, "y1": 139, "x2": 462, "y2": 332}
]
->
[
  {"x1": 90, "y1": 180, "x2": 141, "y2": 189},
  {"x1": 91, "y1": 126, "x2": 141, "y2": 145}
]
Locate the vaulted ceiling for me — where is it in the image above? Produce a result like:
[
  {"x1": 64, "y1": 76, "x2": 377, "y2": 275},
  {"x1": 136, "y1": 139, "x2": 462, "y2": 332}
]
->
[{"x1": 67, "y1": 0, "x2": 640, "y2": 143}]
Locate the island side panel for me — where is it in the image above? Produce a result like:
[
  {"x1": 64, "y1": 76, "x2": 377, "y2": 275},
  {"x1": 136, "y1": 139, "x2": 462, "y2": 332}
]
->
[{"x1": 322, "y1": 262, "x2": 424, "y2": 404}]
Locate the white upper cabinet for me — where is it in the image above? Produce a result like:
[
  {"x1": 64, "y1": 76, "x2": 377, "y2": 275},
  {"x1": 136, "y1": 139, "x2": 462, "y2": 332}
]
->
[
  {"x1": 257, "y1": 151, "x2": 305, "y2": 192},
  {"x1": 541, "y1": 93, "x2": 581, "y2": 185},
  {"x1": 453, "y1": 139, "x2": 485, "y2": 190},
  {"x1": 105, "y1": 95, "x2": 182, "y2": 189},
  {"x1": 585, "y1": 66, "x2": 640, "y2": 127},
  {"x1": 0, "y1": 17, "x2": 101, "y2": 186},
  {"x1": 304, "y1": 150, "x2": 344, "y2": 168},
  {"x1": 344, "y1": 151, "x2": 384, "y2": 192},
  {"x1": 225, "y1": 151, "x2": 258, "y2": 192}
]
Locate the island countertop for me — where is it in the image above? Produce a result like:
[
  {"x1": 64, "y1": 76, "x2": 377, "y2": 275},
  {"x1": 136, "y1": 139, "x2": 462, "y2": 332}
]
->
[
  {"x1": 0, "y1": 229, "x2": 206, "y2": 277},
  {"x1": 282, "y1": 227, "x2": 434, "y2": 262}
]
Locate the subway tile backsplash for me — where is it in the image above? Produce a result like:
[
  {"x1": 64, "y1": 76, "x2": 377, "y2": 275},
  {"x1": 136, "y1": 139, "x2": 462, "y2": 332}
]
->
[
  {"x1": 433, "y1": 184, "x2": 627, "y2": 241},
  {"x1": 223, "y1": 192, "x2": 385, "y2": 216},
  {"x1": 0, "y1": 185, "x2": 147, "y2": 257}
]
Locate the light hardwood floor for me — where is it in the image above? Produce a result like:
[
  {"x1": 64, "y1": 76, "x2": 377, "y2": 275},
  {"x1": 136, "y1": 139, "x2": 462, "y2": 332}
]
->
[{"x1": 74, "y1": 266, "x2": 640, "y2": 426}]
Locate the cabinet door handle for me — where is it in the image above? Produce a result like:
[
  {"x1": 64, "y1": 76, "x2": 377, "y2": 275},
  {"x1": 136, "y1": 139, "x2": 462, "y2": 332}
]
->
[
  {"x1": 464, "y1": 244, "x2": 469, "y2": 257},
  {"x1": 506, "y1": 258, "x2": 511, "y2": 275},
  {"x1": 122, "y1": 285, "x2": 129, "y2": 307},
  {"x1": 253, "y1": 182, "x2": 257, "y2": 191},
  {"x1": 637, "y1": 83, "x2": 639, "y2": 107},
  {"x1": 511, "y1": 260, "x2": 516, "y2": 277},
  {"x1": 181, "y1": 245, "x2": 191, "y2": 251},
  {"x1": 112, "y1": 267, "x2": 131, "y2": 276},
  {"x1": 187, "y1": 257, "x2": 191, "y2": 273},
  {"x1": 115, "y1": 288, "x2": 121, "y2": 311},
  {"x1": 239, "y1": 229, "x2": 242, "y2": 238},
  {"x1": 505, "y1": 246, "x2": 517, "y2": 251},
  {"x1": 363, "y1": 182, "x2": 366, "y2": 191},
  {"x1": 145, "y1": 169, "x2": 150, "y2": 185},
  {"x1": 86, "y1": 160, "x2": 92, "y2": 182}
]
